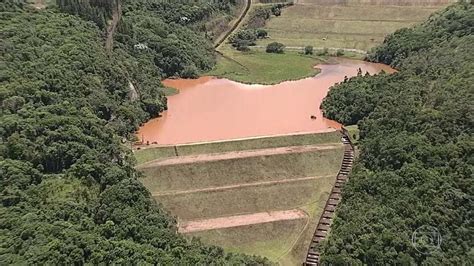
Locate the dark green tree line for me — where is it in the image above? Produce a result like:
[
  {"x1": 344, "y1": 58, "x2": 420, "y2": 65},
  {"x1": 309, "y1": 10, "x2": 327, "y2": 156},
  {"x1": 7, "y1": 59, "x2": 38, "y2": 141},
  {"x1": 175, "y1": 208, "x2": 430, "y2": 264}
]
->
[
  {"x1": 0, "y1": 1, "x2": 268, "y2": 264},
  {"x1": 320, "y1": 3, "x2": 473, "y2": 264},
  {"x1": 57, "y1": 0, "x2": 119, "y2": 28}
]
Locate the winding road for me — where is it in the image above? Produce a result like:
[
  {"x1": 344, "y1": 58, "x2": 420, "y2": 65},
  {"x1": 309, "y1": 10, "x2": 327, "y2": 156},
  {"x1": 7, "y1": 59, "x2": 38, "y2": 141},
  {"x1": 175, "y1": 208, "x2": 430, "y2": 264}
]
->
[{"x1": 214, "y1": 0, "x2": 252, "y2": 49}]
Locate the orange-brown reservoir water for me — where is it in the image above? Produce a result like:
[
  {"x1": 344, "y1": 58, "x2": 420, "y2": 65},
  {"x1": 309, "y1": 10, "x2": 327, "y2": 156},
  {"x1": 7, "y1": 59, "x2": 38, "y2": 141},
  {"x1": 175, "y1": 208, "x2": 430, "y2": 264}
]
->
[{"x1": 137, "y1": 58, "x2": 394, "y2": 145}]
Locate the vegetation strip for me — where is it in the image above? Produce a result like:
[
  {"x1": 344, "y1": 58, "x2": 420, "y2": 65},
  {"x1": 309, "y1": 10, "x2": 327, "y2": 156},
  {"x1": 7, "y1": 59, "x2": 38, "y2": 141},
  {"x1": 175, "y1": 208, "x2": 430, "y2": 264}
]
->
[
  {"x1": 135, "y1": 129, "x2": 337, "y2": 151},
  {"x1": 134, "y1": 131, "x2": 340, "y2": 164},
  {"x1": 153, "y1": 175, "x2": 334, "y2": 196},
  {"x1": 319, "y1": 3, "x2": 472, "y2": 264},
  {"x1": 179, "y1": 209, "x2": 307, "y2": 233},
  {"x1": 138, "y1": 143, "x2": 342, "y2": 168},
  {"x1": 1, "y1": 1, "x2": 269, "y2": 264},
  {"x1": 251, "y1": 45, "x2": 367, "y2": 54}
]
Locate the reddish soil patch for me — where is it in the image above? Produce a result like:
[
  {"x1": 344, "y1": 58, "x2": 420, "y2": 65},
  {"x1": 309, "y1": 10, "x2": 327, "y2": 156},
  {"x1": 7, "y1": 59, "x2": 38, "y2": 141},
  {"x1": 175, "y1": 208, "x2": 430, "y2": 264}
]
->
[{"x1": 179, "y1": 209, "x2": 307, "y2": 233}]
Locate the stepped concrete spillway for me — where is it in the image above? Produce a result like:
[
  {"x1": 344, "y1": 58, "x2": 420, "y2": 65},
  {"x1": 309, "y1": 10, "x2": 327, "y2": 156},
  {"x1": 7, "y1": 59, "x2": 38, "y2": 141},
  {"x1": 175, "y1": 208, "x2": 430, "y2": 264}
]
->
[{"x1": 304, "y1": 130, "x2": 355, "y2": 265}]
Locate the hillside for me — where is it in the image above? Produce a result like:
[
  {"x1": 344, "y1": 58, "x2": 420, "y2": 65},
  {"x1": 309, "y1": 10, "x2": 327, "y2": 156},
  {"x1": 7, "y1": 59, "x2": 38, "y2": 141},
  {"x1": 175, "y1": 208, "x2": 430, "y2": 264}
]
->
[
  {"x1": 208, "y1": 0, "x2": 455, "y2": 85},
  {"x1": 3, "y1": 0, "x2": 471, "y2": 264},
  {"x1": 320, "y1": 2, "x2": 473, "y2": 264},
  {"x1": 0, "y1": 0, "x2": 268, "y2": 264}
]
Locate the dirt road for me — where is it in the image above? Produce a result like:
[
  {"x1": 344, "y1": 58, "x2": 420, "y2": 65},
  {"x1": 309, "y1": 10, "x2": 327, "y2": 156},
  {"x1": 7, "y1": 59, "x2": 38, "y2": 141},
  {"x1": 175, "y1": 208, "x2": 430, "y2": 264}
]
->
[{"x1": 214, "y1": 0, "x2": 252, "y2": 48}]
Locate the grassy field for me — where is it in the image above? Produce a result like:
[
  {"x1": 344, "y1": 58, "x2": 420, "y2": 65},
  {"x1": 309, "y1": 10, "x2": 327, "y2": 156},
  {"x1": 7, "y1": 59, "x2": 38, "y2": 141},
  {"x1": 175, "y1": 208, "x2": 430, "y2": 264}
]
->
[
  {"x1": 155, "y1": 175, "x2": 335, "y2": 220},
  {"x1": 187, "y1": 186, "x2": 328, "y2": 265},
  {"x1": 205, "y1": 0, "x2": 452, "y2": 84},
  {"x1": 140, "y1": 147, "x2": 343, "y2": 193},
  {"x1": 134, "y1": 131, "x2": 341, "y2": 165},
  {"x1": 190, "y1": 218, "x2": 308, "y2": 262},
  {"x1": 258, "y1": 1, "x2": 453, "y2": 51},
  {"x1": 345, "y1": 125, "x2": 360, "y2": 144},
  {"x1": 134, "y1": 146, "x2": 176, "y2": 164},
  {"x1": 207, "y1": 47, "x2": 323, "y2": 84}
]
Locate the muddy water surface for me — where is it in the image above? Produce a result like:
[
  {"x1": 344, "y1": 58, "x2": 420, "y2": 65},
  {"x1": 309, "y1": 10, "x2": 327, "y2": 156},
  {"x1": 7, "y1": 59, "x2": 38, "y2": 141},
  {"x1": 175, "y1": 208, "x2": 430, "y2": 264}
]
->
[{"x1": 137, "y1": 58, "x2": 394, "y2": 145}]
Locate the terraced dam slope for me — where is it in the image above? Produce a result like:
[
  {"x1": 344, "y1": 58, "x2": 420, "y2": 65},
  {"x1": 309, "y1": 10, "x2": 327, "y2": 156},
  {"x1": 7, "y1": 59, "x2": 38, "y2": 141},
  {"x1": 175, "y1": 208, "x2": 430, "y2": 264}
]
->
[{"x1": 136, "y1": 131, "x2": 346, "y2": 264}]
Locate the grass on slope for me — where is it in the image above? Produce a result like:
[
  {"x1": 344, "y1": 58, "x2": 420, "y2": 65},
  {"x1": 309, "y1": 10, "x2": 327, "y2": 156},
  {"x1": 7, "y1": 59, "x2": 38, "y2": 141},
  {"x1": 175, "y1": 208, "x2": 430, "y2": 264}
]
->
[
  {"x1": 345, "y1": 125, "x2": 360, "y2": 144},
  {"x1": 140, "y1": 146, "x2": 344, "y2": 192},
  {"x1": 207, "y1": 47, "x2": 323, "y2": 84},
  {"x1": 134, "y1": 131, "x2": 341, "y2": 165},
  {"x1": 134, "y1": 146, "x2": 176, "y2": 165},
  {"x1": 155, "y1": 175, "x2": 335, "y2": 220},
  {"x1": 189, "y1": 218, "x2": 308, "y2": 263},
  {"x1": 176, "y1": 131, "x2": 340, "y2": 156},
  {"x1": 259, "y1": 4, "x2": 446, "y2": 50},
  {"x1": 185, "y1": 176, "x2": 331, "y2": 264},
  {"x1": 138, "y1": 135, "x2": 343, "y2": 263}
]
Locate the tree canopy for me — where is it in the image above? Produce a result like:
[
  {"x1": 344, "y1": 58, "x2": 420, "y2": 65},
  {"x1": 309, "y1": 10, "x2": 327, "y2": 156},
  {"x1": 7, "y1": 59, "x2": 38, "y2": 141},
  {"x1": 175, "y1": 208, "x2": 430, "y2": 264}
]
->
[
  {"x1": 266, "y1": 42, "x2": 285, "y2": 53},
  {"x1": 0, "y1": 0, "x2": 268, "y2": 264},
  {"x1": 320, "y1": 3, "x2": 473, "y2": 264}
]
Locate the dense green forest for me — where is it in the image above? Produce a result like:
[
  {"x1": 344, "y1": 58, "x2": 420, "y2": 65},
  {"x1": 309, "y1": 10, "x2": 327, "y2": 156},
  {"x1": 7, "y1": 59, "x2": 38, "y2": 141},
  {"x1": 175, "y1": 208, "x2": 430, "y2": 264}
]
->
[
  {"x1": 58, "y1": 0, "x2": 236, "y2": 78},
  {"x1": 321, "y1": 2, "x2": 473, "y2": 264},
  {"x1": 0, "y1": 0, "x2": 268, "y2": 264}
]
